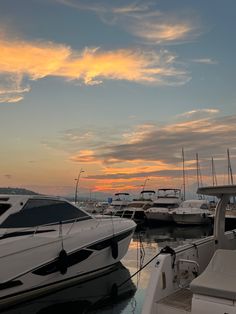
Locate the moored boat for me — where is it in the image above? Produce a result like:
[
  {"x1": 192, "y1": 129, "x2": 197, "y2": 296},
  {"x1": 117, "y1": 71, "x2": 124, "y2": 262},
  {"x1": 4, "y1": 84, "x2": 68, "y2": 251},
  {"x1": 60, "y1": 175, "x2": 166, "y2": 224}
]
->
[
  {"x1": 145, "y1": 188, "x2": 182, "y2": 223},
  {"x1": 172, "y1": 199, "x2": 212, "y2": 225},
  {"x1": 113, "y1": 190, "x2": 155, "y2": 223},
  {"x1": 142, "y1": 185, "x2": 236, "y2": 314},
  {"x1": 0, "y1": 194, "x2": 136, "y2": 310},
  {"x1": 103, "y1": 192, "x2": 131, "y2": 215}
]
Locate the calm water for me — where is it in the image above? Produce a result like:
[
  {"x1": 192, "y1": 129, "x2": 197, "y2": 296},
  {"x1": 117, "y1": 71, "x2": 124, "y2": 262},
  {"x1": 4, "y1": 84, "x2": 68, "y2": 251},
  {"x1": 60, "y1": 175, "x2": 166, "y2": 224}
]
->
[{"x1": 4, "y1": 223, "x2": 213, "y2": 314}]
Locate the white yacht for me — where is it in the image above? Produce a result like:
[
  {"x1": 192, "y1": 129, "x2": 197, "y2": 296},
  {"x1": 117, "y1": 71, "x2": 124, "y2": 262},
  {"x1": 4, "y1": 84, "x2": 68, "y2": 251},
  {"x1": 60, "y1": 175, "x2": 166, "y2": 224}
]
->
[
  {"x1": 103, "y1": 193, "x2": 130, "y2": 215},
  {"x1": 113, "y1": 190, "x2": 155, "y2": 223},
  {"x1": 145, "y1": 188, "x2": 182, "y2": 223},
  {"x1": 0, "y1": 194, "x2": 136, "y2": 310},
  {"x1": 172, "y1": 199, "x2": 212, "y2": 225},
  {"x1": 142, "y1": 185, "x2": 236, "y2": 314}
]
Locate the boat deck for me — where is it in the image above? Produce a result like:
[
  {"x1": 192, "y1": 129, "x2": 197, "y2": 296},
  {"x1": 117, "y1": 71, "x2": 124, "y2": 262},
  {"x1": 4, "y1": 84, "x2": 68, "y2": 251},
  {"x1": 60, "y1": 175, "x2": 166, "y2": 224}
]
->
[{"x1": 157, "y1": 288, "x2": 192, "y2": 314}]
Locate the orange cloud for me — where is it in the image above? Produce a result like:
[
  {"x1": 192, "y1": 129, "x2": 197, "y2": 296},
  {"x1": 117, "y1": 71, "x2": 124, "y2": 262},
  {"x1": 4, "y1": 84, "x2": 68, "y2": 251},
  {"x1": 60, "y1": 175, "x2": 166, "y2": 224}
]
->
[
  {"x1": 134, "y1": 23, "x2": 193, "y2": 43},
  {"x1": 70, "y1": 150, "x2": 98, "y2": 163},
  {"x1": 0, "y1": 39, "x2": 70, "y2": 79},
  {"x1": 103, "y1": 161, "x2": 179, "y2": 175},
  {"x1": 0, "y1": 32, "x2": 189, "y2": 102}
]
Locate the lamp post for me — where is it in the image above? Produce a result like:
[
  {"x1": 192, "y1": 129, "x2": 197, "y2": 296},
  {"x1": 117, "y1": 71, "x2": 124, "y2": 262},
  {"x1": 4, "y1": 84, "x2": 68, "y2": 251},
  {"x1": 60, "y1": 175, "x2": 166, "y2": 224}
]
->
[{"x1": 74, "y1": 169, "x2": 84, "y2": 204}]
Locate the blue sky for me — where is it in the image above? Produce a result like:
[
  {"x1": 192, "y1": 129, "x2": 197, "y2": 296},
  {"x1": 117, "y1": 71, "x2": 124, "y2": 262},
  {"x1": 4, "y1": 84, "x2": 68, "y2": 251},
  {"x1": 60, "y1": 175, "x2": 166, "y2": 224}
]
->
[{"x1": 0, "y1": 0, "x2": 236, "y2": 198}]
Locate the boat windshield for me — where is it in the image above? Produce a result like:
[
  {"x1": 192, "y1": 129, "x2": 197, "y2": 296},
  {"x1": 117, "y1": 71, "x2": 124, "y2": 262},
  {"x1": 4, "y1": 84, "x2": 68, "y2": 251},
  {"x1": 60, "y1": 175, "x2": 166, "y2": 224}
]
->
[
  {"x1": 157, "y1": 189, "x2": 181, "y2": 198},
  {"x1": 181, "y1": 201, "x2": 208, "y2": 209},
  {"x1": 0, "y1": 198, "x2": 91, "y2": 228}
]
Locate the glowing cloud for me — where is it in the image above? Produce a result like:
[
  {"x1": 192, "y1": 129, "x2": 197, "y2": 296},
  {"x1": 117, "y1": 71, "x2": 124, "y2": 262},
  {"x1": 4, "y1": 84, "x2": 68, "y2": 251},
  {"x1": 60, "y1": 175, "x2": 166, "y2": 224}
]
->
[
  {"x1": 43, "y1": 113, "x2": 236, "y2": 193},
  {"x1": 70, "y1": 150, "x2": 98, "y2": 163},
  {"x1": 57, "y1": 1, "x2": 198, "y2": 44},
  {"x1": 130, "y1": 22, "x2": 194, "y2": 43},
  {"x1": 65, "y1": 114, "x2": 236, "y2": 168},
  {"x1": 0, "y1": 33, "x2": 189, "y2": 102},
  {"x1": 177, "y1": 109, "x2": 220, "y2": 119}
]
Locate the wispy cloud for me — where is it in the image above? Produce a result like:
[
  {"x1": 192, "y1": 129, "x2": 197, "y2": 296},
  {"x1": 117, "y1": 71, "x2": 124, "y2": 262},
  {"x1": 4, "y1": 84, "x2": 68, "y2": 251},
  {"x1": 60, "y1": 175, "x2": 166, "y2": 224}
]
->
[
  {"x1": 177, "y1": 108, "x2": 219, "y2": 119},
  {"x1": 192, "y1": 58, "x2": 218, "y2": 65},
  {"x1": 0, "y1": 73, "x2": 30, "y2": 103},
  {"x1": 41, "y1": 112, "x2": 236, "y2": 191},
  {"x1": 64, "y1": 114, "x2": 236, "y2": 169},
  {"x1": 3, "y1": 174, "x2": 12, "y2": 179},
  {"x1": 57, "y1": 0, "x2": 199, "y2": 45},
  {"x1": 0, "y1": 32, "x2": 190, "y2": 102}
]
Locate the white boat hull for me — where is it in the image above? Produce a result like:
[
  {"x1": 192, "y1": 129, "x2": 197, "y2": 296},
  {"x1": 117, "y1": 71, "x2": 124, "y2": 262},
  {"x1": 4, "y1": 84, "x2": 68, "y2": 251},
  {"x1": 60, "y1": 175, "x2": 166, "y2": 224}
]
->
[
  {"x1": 0, "y1": 218, "x2": 135, "y2": 310},
  {"x1": 172, "y1": 213, "x2": 211, "y2": 225},
  {"x1": 145, "y1": 210, "x2": 174, "y2": 222},
  {"x1": 5, "y1": 262, "x2": 136, "y2": 314}
]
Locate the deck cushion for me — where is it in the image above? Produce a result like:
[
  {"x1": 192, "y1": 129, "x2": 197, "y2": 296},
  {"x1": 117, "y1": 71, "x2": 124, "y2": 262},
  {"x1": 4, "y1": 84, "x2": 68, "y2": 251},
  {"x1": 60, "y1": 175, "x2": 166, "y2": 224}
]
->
[{"x1": 190, "y1": 249, "x2": 236, "y2": 300}]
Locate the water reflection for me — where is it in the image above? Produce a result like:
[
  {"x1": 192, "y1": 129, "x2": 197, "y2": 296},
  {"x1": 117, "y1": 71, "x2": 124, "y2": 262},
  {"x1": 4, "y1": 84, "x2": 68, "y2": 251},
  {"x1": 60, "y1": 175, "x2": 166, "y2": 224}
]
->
[{"x1": 134, "y1": 223, "x2": 213, "y2": 246}]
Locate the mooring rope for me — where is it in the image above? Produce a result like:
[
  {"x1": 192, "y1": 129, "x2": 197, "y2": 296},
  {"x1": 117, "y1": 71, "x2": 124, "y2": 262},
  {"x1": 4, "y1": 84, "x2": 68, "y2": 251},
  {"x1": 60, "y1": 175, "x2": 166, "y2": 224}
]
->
[
  {"x1": 118, "y1": 245, "x2": 176, "y2": 289},
  {"x1": 85, "y1": 245, "x2": 176, "y2": 313}
]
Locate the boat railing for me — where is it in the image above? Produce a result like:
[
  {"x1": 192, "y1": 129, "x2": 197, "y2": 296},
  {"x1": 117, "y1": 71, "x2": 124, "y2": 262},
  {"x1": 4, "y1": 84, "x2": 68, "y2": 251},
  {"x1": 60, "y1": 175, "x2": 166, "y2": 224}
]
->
[
  {"x1": 119, "y1": 209, "x2": 135, "y2": 220},
  {"x1": 0, "y1": 216, "x2": 89, "y2": 239},
  {"x1": 176, "y1": 259, "x2": 200, "y2": 288}
]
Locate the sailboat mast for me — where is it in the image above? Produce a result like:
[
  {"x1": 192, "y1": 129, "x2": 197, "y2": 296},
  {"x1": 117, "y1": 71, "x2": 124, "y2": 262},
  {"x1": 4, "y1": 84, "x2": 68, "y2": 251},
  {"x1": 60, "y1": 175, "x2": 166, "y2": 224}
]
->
[
  {"x1": 196, "y1": 153, "x2": 204, "y2": 199},
  {"x1": 196, "y1": 153, "x2": 200, "y2": 189},
  {"x1": 211, "y1": 157, "x2": 218, "y2": 186},
  {"x1": 182, "y1": 148, "x2": 186, "y2": 201},
  {"x1": 227, "y1": 148, "x2": 234, "y2": 185}
]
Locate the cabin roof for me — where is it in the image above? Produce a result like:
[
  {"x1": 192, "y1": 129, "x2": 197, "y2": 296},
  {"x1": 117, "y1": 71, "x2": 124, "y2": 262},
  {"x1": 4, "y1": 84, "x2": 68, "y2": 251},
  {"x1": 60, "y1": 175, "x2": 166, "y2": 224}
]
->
[
  {"x1": 140, "y1": 190, "x2": 155, "y2": 194},
  {"x1": 197, "y1": 185, "x2": 236, "y2": 197},
  {"x1": 157, "y1": 188, "x2": 181, "y2": 191}
]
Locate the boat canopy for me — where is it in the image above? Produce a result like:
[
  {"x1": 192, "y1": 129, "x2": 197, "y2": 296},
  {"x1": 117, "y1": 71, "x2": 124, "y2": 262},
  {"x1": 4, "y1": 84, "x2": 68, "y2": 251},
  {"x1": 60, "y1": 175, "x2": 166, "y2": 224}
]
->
[
  {"x1": 157, "y1": 188, "x2": 181, "y2": 191},
  {"x1": 140, "y1": 190, "x2": 155, "y2": 194},
  {"x1": 197, "y1": 185, "x2": 236, "y2": 249},
  {"x1": 197, "y1": 185, "x2": 236, "y2": 197}
]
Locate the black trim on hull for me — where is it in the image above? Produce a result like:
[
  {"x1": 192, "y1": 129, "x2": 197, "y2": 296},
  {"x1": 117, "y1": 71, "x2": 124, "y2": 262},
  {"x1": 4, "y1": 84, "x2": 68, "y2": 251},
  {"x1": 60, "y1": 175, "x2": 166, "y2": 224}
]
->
[
  {"x1": 32, "y1": 229, "x2": 133, "y2": 276},
  {"x1": 0, "y1": 281, "x2": 22, "y2": 291},
  {"x1": 32, "y1": 249, "x2": 93, "y2": 276},
  {"x1": 0, "y1": 226, "x2": 134, "y2": 306},
  {"x1": 0, "y1": 229, "x2": 56, "y2": 240},
  {"x1": 88, "y1": 229, "x2": 133, "y2": 251}
]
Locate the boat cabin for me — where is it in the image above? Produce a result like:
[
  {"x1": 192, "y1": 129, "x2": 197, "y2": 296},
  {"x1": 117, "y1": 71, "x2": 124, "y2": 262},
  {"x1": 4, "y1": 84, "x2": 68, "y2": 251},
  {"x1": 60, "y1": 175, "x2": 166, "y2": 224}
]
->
[{"x1": 0, "y1": 195, "x2": 92, "y2": 229}]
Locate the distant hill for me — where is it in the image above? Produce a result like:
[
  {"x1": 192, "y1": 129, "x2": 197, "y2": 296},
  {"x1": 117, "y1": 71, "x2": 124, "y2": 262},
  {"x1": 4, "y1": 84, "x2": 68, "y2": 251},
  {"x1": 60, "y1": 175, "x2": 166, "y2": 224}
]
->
[{"x1": 0, "y1": 187, "x2": 39, "y2": 195}]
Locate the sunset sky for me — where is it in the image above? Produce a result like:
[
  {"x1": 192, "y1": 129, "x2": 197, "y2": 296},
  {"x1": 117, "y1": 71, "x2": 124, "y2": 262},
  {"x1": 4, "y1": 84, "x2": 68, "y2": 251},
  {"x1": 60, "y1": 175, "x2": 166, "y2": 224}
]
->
[{"x1": 1, "y1": 0, "x2": 236, "y2": 199}]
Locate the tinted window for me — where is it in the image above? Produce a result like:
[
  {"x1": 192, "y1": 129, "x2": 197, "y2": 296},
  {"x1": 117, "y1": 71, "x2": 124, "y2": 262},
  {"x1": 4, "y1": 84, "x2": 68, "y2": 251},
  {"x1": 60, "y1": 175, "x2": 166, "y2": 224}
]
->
[
  {"x1": 153, "y1": 203, "x2": 178, "y2": 208},
  {"x1": 0, "y1": 199, "x2": 91, "y2": 228}
]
